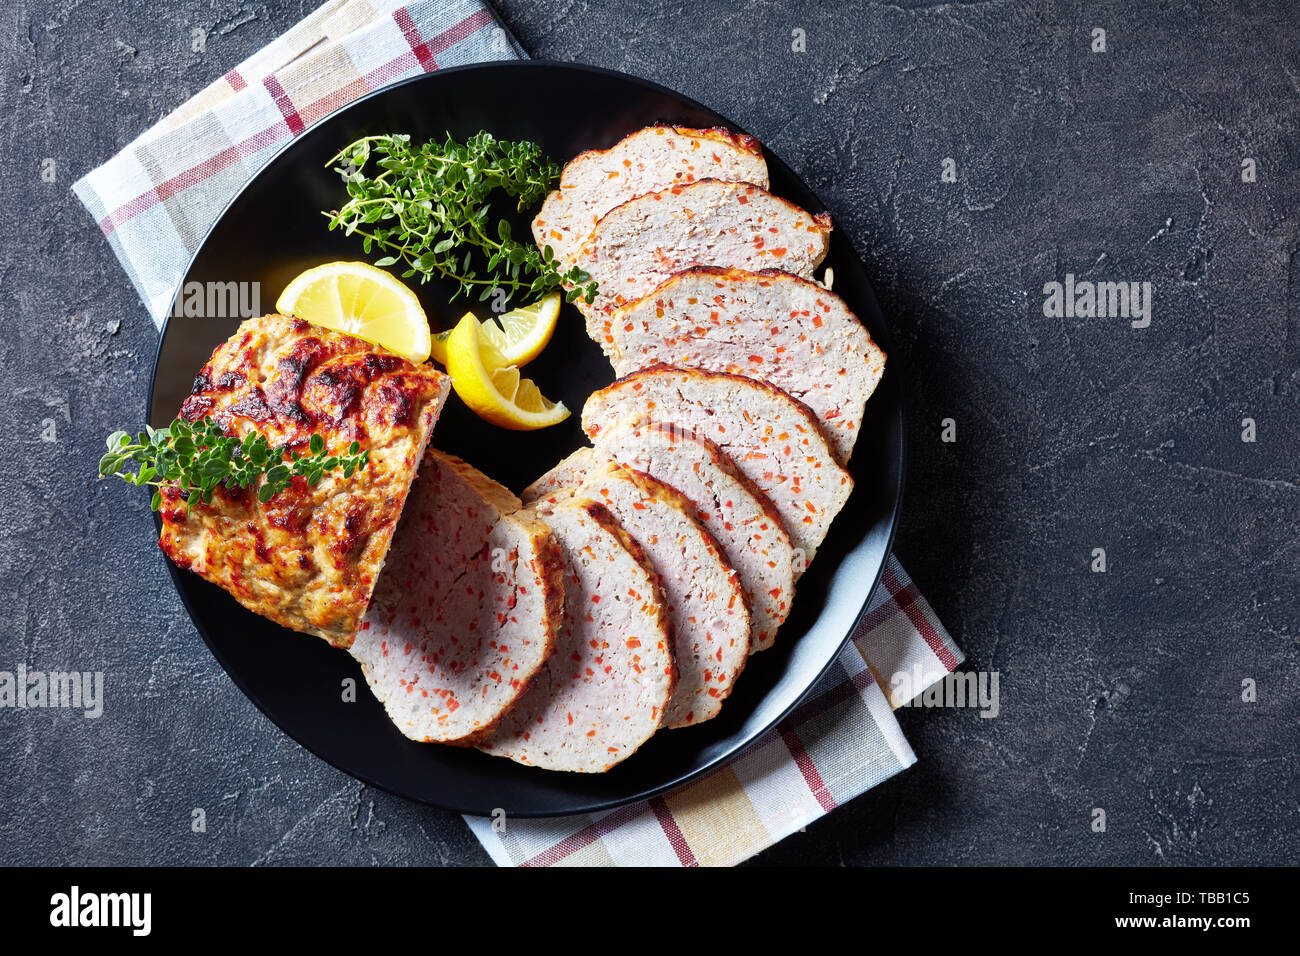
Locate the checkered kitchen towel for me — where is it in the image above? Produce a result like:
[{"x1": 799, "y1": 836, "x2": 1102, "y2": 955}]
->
[
  {"x1": 73, "y1": 0, "x2": 522, "y2": 324},
  {"x1": 73, "y1": 0, "x2": 965, "y2": 865}
]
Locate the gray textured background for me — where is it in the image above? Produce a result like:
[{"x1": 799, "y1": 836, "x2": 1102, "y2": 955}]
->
[{"x1": 1, "y1": 0, "x2": 1296, "y2": 866}]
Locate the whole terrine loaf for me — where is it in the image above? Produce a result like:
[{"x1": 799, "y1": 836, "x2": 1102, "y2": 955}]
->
[{"x1": 157, "y1": 314, "x2": 450, "y2": 649}]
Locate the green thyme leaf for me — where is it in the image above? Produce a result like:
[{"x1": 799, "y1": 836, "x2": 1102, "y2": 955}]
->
[
  {"x1": 98, "y1": 417, "x2": 370, "y2": 510},
  {"x1": 322, "y1": 131, "x2": 600, "y2": 306}
]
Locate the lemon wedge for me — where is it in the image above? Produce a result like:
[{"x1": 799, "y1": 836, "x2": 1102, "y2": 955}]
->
[
  {"x1": 430, "y1": 326, "x2": 456, "y2": 368},
  {"x1": 430, "y1": 293, "x2": 561, "y2": 369},
  {"x1": 480, "y1": 292, "x2": 562, "y2": 365},
  {"x1": 445, "y1": 312, "x2": 569, "y2": 430},
  {"x1": 275, "y1": 261, "x2": 431, "y2": 363}
]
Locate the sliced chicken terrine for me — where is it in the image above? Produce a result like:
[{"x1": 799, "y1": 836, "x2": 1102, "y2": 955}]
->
[
  {"x1": 532, "y1": 125, "x2": 769, "y2": 266},
  {"x1": 583, "y1": 366, "x2": 853, "y2": 571},
  {"x1": 477, "y1": 499, "x2": 675, "y2": 772},
  {"x1": 525, "y1": 452, "x2": 751, "y2": 726},
  {"x1": 573, "y1": 180, "x2": 832, "y2": 349},
  {"x1": 350, "y1": 451, "x2": 564, "y2": 745},
  {"x1": 582, "y1": 419, "x2": 796, "y2": 653},
  {"x1": 605, "y1": 267, "x2": 886, "y2": 464}
]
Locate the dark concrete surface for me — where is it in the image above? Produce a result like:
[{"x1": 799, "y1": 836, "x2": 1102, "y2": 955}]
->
[{"x1": 1, "y1": 0, "x2": 1296, "y2": 866}]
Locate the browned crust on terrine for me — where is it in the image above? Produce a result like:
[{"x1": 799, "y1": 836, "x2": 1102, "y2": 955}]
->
[{"x1": 157, "y1": 314, "x2": 449, "y2": 649}]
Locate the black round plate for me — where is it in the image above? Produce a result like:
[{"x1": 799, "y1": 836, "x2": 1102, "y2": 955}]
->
[{"x1": 149, "y1": 61, "x2": 903, "y2": 817}]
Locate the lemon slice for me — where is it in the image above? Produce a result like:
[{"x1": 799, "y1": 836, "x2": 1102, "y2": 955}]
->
[
  {"x1": 429, "y1": 294, "x2": 561, "y2": 369},
  {"x1": 275, "y1": 261, "x2": 431, "y2": 363},
  {"x1": 445, "y1": 313, "x2": 569, "y2": 430}
]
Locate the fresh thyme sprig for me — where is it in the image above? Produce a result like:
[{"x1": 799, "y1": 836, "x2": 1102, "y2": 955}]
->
[
  {"x1": 323, "y1": 131, "x2": 598, "y2": 305},
  {"x1": 98, "y1": 417, "x2": 369, "y2": 512}
]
